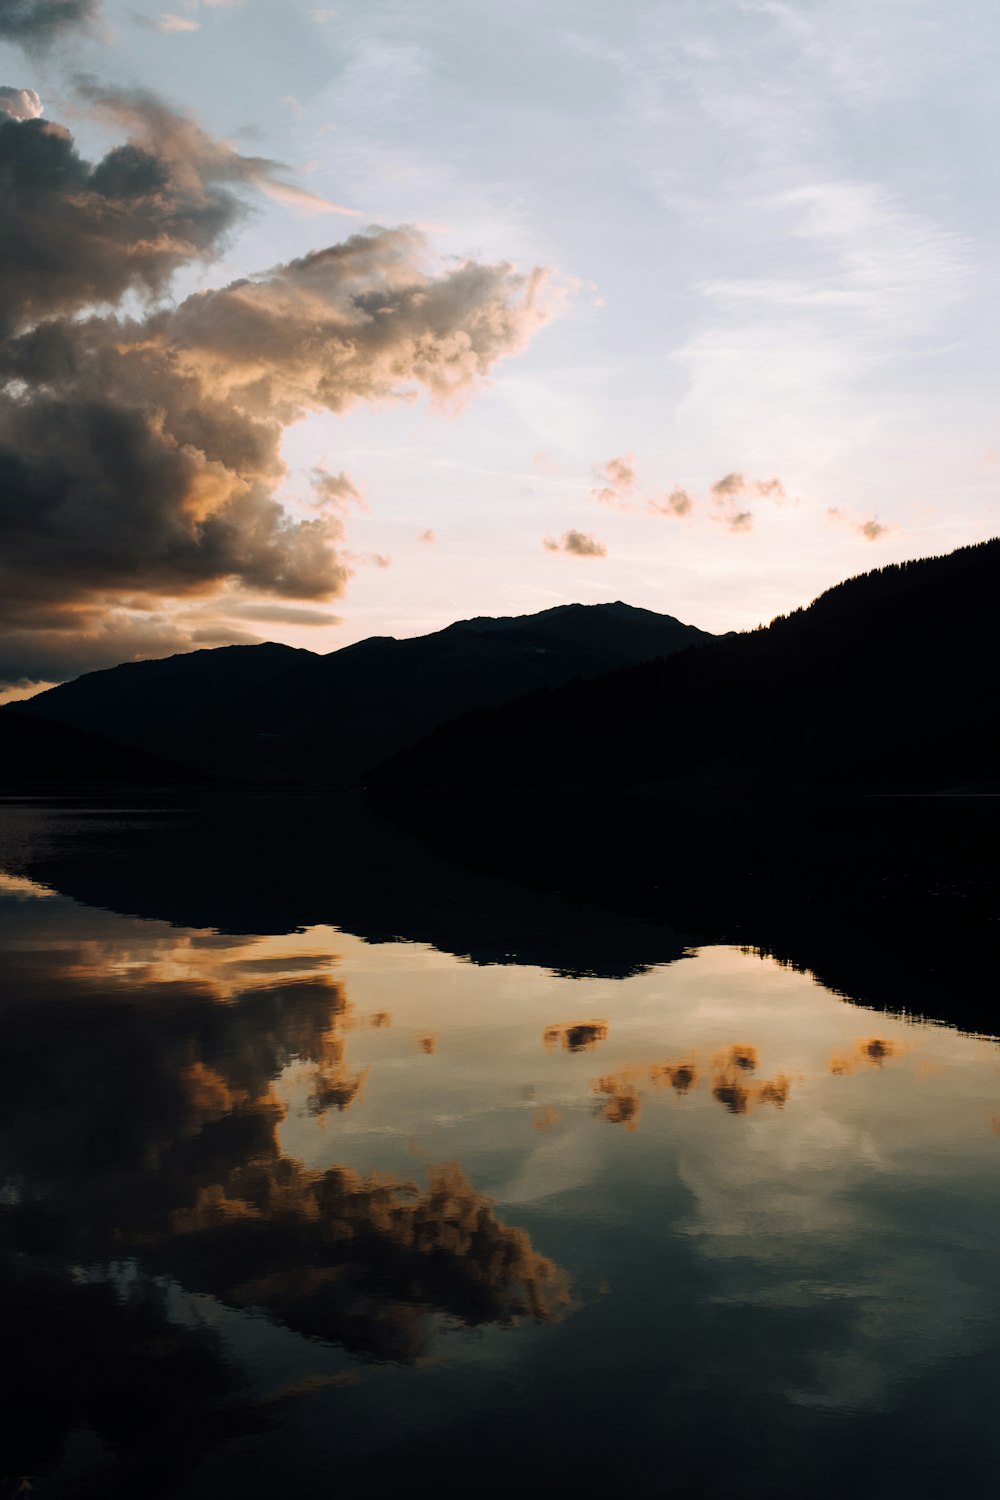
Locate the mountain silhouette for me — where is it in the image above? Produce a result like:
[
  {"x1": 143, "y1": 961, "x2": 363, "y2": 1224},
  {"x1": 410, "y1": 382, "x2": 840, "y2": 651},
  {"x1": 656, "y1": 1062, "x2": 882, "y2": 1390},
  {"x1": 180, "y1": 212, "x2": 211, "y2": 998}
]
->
[
  {"x1": 0, "y1": 711, "x2": 198, "y2": 789},
  {"x1": 372, "y1": 538, "x2": 1000, "y2": 795},
  {"x1": 7, "y1": 602, "x2": 712, "y2": 787}
]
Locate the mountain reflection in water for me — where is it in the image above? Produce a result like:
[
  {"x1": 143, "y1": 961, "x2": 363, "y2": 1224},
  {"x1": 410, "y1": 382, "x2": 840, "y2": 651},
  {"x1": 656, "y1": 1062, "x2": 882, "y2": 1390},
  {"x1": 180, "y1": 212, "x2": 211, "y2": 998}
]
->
[{"x1": 1, "y1": 803, "x2": 1000, "y2": 1498}]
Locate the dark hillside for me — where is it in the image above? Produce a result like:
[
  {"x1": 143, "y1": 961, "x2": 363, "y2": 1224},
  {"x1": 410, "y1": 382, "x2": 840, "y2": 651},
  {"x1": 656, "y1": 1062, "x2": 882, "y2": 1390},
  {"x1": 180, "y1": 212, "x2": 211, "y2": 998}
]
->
[
  {"x1": 9, "y1": 643, "x2": 315, "y2": 748},
  {"x1": 165, "y1": 601, "x2": 713, "y2": 785},
  {"x1": 372, "y1": 538, "x2": 1000, "y2": 795},
  {"x1": 0, "y1": 713, "x2": 198, "y2": 790},
  {"x1": 8, "y1": 603, "x2": 712, "y2": 786}
]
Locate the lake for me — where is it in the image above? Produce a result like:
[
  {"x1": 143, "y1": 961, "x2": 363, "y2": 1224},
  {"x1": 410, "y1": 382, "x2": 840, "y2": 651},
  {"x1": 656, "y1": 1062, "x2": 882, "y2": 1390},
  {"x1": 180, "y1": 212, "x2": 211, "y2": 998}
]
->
[{"x1": 1, "y1": 798, "x2": 999, "y2": 1498}]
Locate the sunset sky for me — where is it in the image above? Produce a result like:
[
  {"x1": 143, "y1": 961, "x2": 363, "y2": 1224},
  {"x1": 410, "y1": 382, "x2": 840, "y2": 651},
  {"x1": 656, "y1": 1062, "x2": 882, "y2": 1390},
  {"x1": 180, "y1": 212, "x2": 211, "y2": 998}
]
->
[{"x1": 1, "y1": 0, "x2": 997, "y2": 695}]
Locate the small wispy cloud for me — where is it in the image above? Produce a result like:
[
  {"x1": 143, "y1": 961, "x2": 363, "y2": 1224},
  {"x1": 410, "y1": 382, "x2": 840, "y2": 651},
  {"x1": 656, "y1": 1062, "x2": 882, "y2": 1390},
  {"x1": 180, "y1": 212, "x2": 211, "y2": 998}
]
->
[
  {"x1": 827, "y1": 507, "x2": 892, "y2": 541},
  {"x1": 591, "y1": 453, "x2": 638, "y2": 507},
  {"x1": 256, "y1": 177, "x2": 365, "y2": 219},
  {"x1": 647, "y1": 487, "x2": 694, "y2": 518},
  {"x1": 311, "y1": 468, "x2": 365, "y2": 511},
  {"x1": 709, "y1": 471, "x2": 789, "y2": 533},
  {"x1": 139, "y1": 12, "x2": 201, "y2": 31},
  {"x1": 544, "y1": 529, "x2": 607, "y2": 558}
]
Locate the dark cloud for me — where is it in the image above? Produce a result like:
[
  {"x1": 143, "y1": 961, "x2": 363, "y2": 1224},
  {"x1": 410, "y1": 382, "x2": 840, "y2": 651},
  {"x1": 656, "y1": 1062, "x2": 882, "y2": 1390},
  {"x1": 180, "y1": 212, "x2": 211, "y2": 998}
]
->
[
  {"x1": 593, "y1": 1074, "x2": 641, "y2": 1129},
  {"x1": 0, "y1": 96, "x2": 554, "y2": 687},
  {"x1": 0, "y1": 914, "x2": 572, "y2": 1377},
  {"x1": 0, "y1": 0, "x2": 98, "y2": 50},
  {"x1": 711, "y1": 1053, "x2": 792, "y2": 1113},
  {"x1": 0, "y1": 609, "x2": 263, "y2": 692},
  {"x1": 543, "y1": 529, "x2": 608, "y2": 558},
  {"x1": 543, "y1": 1019, "x2": 609, "y2": 1052},
  {"x1": 716, "y1": 1043, "x2": 758, "y2": 1073},
  {"x1": 649, "y1": 1059, "x2": 699, "y2": 1094},
  {"x1": 0, "y1": 86, "x2": 265, "y2": 337}
]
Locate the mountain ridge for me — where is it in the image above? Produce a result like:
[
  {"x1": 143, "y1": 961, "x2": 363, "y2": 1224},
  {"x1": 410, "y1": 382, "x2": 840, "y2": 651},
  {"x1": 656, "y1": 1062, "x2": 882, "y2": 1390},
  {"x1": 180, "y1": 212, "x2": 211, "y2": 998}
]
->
[
  {"x1": 371, "y1": 538, "x2": 1000, "y2": 796},
  {"x1": 5, "y1": 600, "x2": 714, "y2": 788}
]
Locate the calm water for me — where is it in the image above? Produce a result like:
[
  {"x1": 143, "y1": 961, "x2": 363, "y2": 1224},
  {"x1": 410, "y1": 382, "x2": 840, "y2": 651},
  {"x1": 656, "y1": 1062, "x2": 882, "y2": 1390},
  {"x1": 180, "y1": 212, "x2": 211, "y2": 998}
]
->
[{"x1": 2, "y1": 803, "x2": 1000, "y2": 1497}]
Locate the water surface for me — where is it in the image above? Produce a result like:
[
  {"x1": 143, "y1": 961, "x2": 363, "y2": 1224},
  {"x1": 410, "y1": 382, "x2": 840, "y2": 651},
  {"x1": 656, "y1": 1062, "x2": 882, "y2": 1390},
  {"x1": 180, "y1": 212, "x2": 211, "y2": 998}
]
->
[{"x1": 1, "y1": 803, "x2": 999, "y2": 1497}]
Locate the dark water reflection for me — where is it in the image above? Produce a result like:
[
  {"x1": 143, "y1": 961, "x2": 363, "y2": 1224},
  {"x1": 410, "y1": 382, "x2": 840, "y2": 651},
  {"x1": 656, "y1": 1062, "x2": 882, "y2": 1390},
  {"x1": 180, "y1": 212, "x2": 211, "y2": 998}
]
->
[{"x1": 1, "y1": 800, "x2": 1000, "y2": 1497}]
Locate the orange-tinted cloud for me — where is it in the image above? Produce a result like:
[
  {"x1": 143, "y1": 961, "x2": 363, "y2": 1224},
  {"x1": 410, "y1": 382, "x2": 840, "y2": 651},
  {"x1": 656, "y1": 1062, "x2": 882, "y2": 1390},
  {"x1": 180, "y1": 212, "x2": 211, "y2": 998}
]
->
[
  {"x1": 829, "y1": 1037, "x2": 905, "y2": 1075},
  {"x1": 647, "y1": 487, "x2": 694, "y2": 519},
  {"x1": 826, "y1": 507, "x2": 892, "y2": 541},
  {"x1": 543, "y1": 1020, "x2": 609, "y2": 1053},
  {"x1": 417, "y1": 1034, "x2": 437, "y2": 1054},
  {"x1": 714, "y1": 1044, "x2": 759, "y2": 1074},
  {"x1": 709, "y1": 473, "x2": 789, "y2": 533},
  {"x1": 591, "y1": 453, "x2": 638, "y2": 507},
  {"x1": 0, "y1": 95, "x2": 558, "y2": 688},
  {"x1": 533, "y1": 1104, "x2": 563, "y2": 1133},
  {"x1": 543, "y1": 530, "x2": 608, "y2": 558},
  {"x1": 593, "y1": 1075, "x2": 641, "y2": 1130},
  {"x1": 648, "y1": 1059, "x2": 699, "y2": 1094},
  {"x1": 0, "y1": 934, "x2": 572, "y2": 1366}
]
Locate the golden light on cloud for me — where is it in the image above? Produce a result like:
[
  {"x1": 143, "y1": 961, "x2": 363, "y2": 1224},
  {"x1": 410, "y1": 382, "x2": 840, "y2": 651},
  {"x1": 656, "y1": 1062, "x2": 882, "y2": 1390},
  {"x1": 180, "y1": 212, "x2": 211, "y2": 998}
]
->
[
  {"x1": 544, "y1": 1020, "x2": 610, "y2": 1053},
  {"x1": 255, "y1": 176, "x2": 366, "y2": 219},
  {"x1": 830, "y1": 1037, "x2": 905, "y2": 1075}
]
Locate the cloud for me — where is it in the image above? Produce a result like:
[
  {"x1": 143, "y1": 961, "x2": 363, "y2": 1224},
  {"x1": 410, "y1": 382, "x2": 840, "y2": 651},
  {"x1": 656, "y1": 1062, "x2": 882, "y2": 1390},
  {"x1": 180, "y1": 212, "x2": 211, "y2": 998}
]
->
[
  {"x1": 0, "y1": 609, "x2": 264, "y2": 692},
  {"x1": 591, "y1": 452, "x2": 638, "y2": 507},
  {"x1": 418, "y1": 527, "x2": 435, "y2": 543},
  {"x1": 709, "y1": 474, "x2": 790, "y2": 532},
  {"x1": 0, "y1": 86, "x2": 255, "y2": 336},
  {"x1": 594, "y1": 452, "x2": 695, "y2": 521},
  {"x1": 0, "y1": 86, "x2": 43, "y2": 121},
  {"x1": 829, "y1": 1037, "x2": 904, "y2": 1075},
  {"x1": 0, "y1": 924, "x2": 572, "y2": 1368},
  {"x1": 711, "y1": 472, "x2": 748, "y2": 500},
  {"x1": 255, "y1": 176, "x2": 364, "y2": 219},
  {"x1": 543, "y1": 1019, "x2": 609, "y2": 1052},
  {"x1": 221, "y1": 602, "x2": 342, "y2": 626},
  {"x1": 138, "y1": 12, "x2": 201, "y2": 31},
  {"x1": 648, "y1": 1059, "x2": 699, "y2": 1094},
  {"x1": 593, "y1": 1074, "x2": 641, "y2": 1129},
  {"x1": 711, "y1": 1067, "x2": 792, "y2": 1114},
  {"x1": 543, "y1": 529, "x2": 608, "y2": 558},
  {"x1": 311, "y1": 468, "x2": 365, "y2": 510},
  {"x1": 826, "y1": 507, "x2": 891, "y2": 541},
  {"x1": 647, "y1": 486, "x2": 694, "y2": 518},
  {"x1": 0, "y1": 0, "x2": 98, "y2": 49},
  {"x1": 0, "y1": 94, "x2": 556, "y2": 687}
]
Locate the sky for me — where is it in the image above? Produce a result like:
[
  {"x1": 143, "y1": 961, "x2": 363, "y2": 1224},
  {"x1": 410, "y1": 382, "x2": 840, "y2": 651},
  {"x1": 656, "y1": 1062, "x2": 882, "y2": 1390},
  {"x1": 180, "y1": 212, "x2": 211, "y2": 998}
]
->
[{"x1": 0, "y1": 0, "x2": 997, "y2": 696}]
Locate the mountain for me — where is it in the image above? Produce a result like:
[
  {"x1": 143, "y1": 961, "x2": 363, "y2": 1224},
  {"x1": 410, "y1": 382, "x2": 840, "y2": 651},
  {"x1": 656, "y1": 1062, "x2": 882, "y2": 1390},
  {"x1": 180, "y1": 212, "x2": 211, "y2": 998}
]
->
[
  {"x1": 7, "y1": 602, "x2": 714, "y2": 787},
  {"x1": 371, "y1": 538, "x2": 1000, "y2": 795},
  {"x1": 0, "y1": 712, "x2": 197, "y2": 790},
  {"x1": 6, "y1": 642, "x2": 315, "y2": 749}
]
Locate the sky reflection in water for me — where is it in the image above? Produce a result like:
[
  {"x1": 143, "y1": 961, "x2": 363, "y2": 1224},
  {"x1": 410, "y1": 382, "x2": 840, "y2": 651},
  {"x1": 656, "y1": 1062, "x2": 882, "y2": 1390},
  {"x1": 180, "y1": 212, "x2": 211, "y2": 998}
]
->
[{"x1": 1, "y1": 862, "x2": 999, "y2": 1497}]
